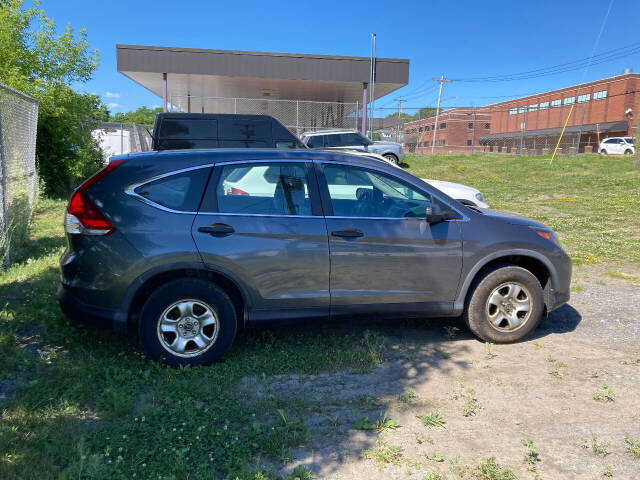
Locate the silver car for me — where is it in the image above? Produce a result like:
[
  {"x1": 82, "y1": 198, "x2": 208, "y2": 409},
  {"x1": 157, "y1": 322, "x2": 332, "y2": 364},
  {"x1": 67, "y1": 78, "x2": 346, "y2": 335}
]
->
[{"x1": 301, "y1": 129, "x2": 405, "y2": 164}]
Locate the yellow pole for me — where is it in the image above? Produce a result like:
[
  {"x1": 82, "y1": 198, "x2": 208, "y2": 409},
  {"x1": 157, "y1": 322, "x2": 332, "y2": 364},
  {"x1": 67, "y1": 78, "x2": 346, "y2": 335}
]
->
[{"x1": 550, "y1": 103, "x2": 575, "y2": 164}]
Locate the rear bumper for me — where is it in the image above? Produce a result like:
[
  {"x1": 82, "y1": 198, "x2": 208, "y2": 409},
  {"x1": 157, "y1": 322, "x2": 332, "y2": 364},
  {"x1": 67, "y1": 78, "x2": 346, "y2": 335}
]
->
[{"x1": 58, "y1": 284, "x2": 127, "y2": 332}]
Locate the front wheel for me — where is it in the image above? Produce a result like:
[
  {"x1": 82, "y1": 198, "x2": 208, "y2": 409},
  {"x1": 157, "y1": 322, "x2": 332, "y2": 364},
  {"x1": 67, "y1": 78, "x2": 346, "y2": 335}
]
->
[
  {"x1": 600, "y1": 149, "x2": 608, "y2": 155},
  {"x1": 138, "y1": 278, "x2": 237, "y2": 366},
  {"x1": 383, "y1": 153, "x2": 399, "y2": 165},
  {"x1": 624, "y1": 149, "x2": 633, "y2": 155},
  {"x1": 464, "y1": 265, "x2": 544, "y2": 343}
]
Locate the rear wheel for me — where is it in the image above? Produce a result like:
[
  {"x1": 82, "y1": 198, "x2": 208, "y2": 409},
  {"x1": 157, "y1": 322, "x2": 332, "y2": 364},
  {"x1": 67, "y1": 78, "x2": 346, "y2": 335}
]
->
[
  {"x1": 624, "y1": 149, "x2": 633, "y2": 155},
  {"x1": 383, "y1": 153, "x2": 399, "y2": 165},
  {"x1": 600, "y1": 149, "x2": 608, "y2": 155},
  {"x1": 138, "y1": 278, "x2": 237, "y2": 366},
  {"x1": 464, "y1": 265, "x2": 544, "y2": 343}
]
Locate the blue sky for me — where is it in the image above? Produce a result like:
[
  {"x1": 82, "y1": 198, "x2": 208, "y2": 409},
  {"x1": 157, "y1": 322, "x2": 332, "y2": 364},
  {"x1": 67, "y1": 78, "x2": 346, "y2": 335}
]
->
[{"x1": 39, "y1": 0, "x2": 640, "y2": 115}]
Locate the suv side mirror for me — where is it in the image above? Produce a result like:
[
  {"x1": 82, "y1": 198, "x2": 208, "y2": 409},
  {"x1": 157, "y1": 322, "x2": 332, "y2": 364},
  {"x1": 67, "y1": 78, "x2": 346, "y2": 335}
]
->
[{"x1": 426, "y1": 203, "x2": 453, "y2": 223}]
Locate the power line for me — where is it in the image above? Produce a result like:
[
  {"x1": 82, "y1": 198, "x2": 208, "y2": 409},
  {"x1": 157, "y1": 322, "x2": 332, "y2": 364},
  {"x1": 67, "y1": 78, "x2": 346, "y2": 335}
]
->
[{"x1": 450, "y1": 41, "x2": 640, "y2": 82}]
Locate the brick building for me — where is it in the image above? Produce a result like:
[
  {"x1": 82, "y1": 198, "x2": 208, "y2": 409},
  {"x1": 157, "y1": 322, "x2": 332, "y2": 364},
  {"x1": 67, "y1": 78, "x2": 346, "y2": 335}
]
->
[
  {"x1": 403, "y1": 72, "x2": 639, "y2": 154},
  {"x1": 402, "y1": 108, "x2": 492, "y2": 153}
]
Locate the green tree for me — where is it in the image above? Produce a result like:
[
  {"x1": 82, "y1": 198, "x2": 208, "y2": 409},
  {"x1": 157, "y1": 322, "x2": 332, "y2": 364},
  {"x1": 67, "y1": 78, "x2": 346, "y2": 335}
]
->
[
  {"x1": 111, "y1": 106, "x2": 163, "y2": 125},
  {"x1": 385, "y1": 107, "x2": 439, "y2": 122},
  {"x1": 0, "y1": 0, "x2": 106, "y2": 196}
]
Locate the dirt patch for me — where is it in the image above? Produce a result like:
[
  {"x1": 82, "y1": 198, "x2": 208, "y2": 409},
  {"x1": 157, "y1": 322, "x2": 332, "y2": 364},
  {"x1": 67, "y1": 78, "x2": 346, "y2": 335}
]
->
[{"x1": 240, "y1": 266, "x2": 640, "y2": 479}]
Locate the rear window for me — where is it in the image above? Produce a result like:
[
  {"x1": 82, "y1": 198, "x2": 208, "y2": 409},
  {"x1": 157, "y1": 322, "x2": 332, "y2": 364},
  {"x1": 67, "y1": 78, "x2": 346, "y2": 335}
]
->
[
  {"x1": 133, "y1": 167, "x2": 211, "y2": 212},
  {"x1": 305, "y1": 135, "x2": 324, "y2": 148}
]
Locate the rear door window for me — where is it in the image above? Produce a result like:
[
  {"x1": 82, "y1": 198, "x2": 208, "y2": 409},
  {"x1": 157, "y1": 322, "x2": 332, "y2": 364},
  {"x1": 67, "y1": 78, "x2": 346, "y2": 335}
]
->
[
  {"x1": 305, "y1": 135, "x2": 324, "y2": 148},
  {"x1": 210, "y1": 163, "x2": 312, "y2": 216},
  {"x1": 133, "y1": 167, "x2": 211, "y2": 212}
]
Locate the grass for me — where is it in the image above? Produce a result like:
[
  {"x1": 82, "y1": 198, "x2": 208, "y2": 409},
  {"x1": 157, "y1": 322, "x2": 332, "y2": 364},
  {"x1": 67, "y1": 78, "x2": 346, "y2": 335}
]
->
[
  {"x1": 0, "y1": 201, "x2": 389, "y2": 479},
  {"x1": 624, "y1": 434, "x2": 640, "y2": 460},
  {"x1": 403, "y1": 153, "x2": 640, "y2": 267},
  {"x1": 593, "y1": 384, "x2": 615, "y2": 402},
  {"x1": 353, "y1": 411, "x2": 399, "y2": 433}
]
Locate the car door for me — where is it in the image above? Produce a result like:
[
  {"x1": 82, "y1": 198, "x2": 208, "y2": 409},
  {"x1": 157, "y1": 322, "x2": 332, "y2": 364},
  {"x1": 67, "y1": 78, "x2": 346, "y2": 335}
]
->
[
  {"x1": 192, "y1": 160, "x2": 330, "y2": 322},
  {"x1": 316, "y1": 161, "x2": 464, "y2": 317}
]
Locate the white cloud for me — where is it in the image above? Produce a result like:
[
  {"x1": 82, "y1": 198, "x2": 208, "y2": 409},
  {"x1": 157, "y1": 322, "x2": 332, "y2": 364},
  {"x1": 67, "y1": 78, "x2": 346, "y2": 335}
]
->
[
  {"x1": 104, "y1": 91, "x2": 120, "y2": 98},
  {"x1": 107, "y1": 102, "x2": 120, "y2": 110},
  {"x1": 152, "y1": 104, "x2": 161, "y2": 109}
]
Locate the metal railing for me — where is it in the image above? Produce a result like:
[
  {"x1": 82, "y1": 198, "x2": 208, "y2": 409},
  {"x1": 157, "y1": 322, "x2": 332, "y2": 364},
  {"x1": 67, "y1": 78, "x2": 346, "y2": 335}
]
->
[
  {"x1": 92, "y1": 122, "x2": 153, "y2": 160},
  {"x1": 0, "y1": 84, "x2": 39, "y2": 267}
]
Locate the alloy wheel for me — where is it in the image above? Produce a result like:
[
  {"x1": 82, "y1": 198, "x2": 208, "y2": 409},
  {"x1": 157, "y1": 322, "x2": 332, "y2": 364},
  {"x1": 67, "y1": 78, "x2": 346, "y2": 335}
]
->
[
  {"x1": 485, "y1": 282, "x2": 532, "y2": 332},
  {"x1": 156, "y1": 299, "x2": 219, "y2": 358}
]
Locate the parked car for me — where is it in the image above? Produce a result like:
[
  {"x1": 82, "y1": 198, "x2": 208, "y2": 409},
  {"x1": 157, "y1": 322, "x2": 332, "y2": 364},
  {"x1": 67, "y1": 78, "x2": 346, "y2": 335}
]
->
[
  {"x1": 152, "y1": 113, "x2": 305, "y2": 150},
  {"x1": 301, "y1": 129, "x2": 405, "y2": 164},
  {"x1": 599, "y1": 137, "x2": 635, "y2": 155},
  {"x1": 329, "y1": 149, "x2": 489, "y2": 209},
  {"x1": 59, "y1": 149, "x2": 570, "y2": 366}
]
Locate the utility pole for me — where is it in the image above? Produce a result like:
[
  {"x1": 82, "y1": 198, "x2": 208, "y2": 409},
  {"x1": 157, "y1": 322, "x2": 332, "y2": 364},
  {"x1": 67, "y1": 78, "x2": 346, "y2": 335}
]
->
[
  {"x1": 431, "y1": 76, "x2": 453, "y2": 154},
  {"x1": 470, "y1": 106, "x2": 477, "y2": 155},
  {"x1": 394, "y1": 98, "x2": 405, "y2": 143},
  {"x1": 369, "y1": 33, "x2": 376, "y2": 138}
]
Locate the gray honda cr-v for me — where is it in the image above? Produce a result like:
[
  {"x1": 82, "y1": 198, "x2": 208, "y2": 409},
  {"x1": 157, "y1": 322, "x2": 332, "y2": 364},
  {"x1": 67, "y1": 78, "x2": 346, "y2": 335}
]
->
[{"x1": 59, "y1": 149, "x2": 571, "y2": 366}]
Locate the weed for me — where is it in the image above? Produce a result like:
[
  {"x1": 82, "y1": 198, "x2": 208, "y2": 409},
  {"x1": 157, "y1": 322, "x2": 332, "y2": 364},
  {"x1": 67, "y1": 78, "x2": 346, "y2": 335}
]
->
[
  {"x1": 399, "y1": 387, "x2": 416, "y2": 404},
  {"x1": 429, "y1": 453, "x2": 444, "y2": 462},
  {"x1": 624, "y1": 434, "x2": 640, "y2": 460},
  {"x1": 415, "y1": 433, "x2": 434, "y2": 445},
  {"x1": 521, "y1": 438, "x2": 539, "y2": 465},
  {"x1": 533, "y1": 342, "x2": 544, "y2": 350},
  {"x1": 417, "y1": 412, "x2": 446, "y2": 430},
  {"x1": 440, "y1": 351, "x2": 452, "y2": 359},
  {"x1": 545, "y1": 354, "x2": 555, "y2": 363},
  {"x1": 593, "y1": 384, "x2": 615, "y2": 402},
  {"x1": 444, "y1": 326, "x2": 459, "y2": 340},
  {"x1": 621, "y1": 348, "x2": 640, "y2": 366},
  {"x1": 591, "y1": 369, "x2": 606, "y2": 378},
  {"x1": 484, "y1": 342, "x2": 496, "y2": 359},
  {"x1": 472, "y1": 457, "x2": 517, "y2": 480},
  {"x1": 549, "y1": 361, "x2": 567, "y2": 378},
  {"x1": 287, "y1": 465, "x2": 314, "y2": 480},
  {"x1": 602, "y1": 465, "x2": 613, "y2": 477},
  {"x1": 422, "y1": 471, "x2": 443, "y2": 480},
  {"x1": 462, "y1": 388, "x2": 481, "y2": 417},
  {"x1": 571, "y1": 285, "x2": 585, "y2": 293},
  {"x1": 590, "y1": 433, "x2": 611, "y2": 456},
  {"x1": 353, "y1": 411, "x2": 398, "y2": 433},
  {"x1": 362, "y1": 440, "x2": 403, "y2": 470},
  {"x1": 327, "y1": 416, "x2": 340, "y2": 427}
]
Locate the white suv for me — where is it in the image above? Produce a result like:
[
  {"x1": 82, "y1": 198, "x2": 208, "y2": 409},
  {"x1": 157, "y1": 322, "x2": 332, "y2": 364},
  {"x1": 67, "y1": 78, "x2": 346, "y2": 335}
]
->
[{"x1": 599, "y1": 137, "x2": 635, "y2": 155}]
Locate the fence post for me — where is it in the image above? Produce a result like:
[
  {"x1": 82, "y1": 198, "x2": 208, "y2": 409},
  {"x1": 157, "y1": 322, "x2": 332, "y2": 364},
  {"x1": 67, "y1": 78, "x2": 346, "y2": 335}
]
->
[
  {"x1": 355, "y1": 101, "x2": 358, "y2": 131},
  {"x1": 296, "y1": 100, "x2": 299, "y2": 135},
  {"x1": 471, "y1": 107, "x2": 476, "y2": 155},
  {"x1": 234, "y1": 98, "x2": 237, "y2": 114},
  {"x1": 576, "y1": 103, "x2": 586, "y2": 155}
]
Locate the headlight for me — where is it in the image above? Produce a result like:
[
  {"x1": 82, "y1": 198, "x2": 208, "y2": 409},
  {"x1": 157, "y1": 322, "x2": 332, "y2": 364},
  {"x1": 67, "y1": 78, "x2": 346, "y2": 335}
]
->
[{"x1": 475, "y1": 192, "x2": 485, "y2": 202}]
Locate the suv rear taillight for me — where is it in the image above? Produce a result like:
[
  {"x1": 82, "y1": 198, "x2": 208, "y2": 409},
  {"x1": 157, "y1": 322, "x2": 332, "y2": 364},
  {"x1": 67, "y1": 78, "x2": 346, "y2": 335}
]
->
[{"x1": 65, "y1": 159, "x2": 127, "y2": 236}]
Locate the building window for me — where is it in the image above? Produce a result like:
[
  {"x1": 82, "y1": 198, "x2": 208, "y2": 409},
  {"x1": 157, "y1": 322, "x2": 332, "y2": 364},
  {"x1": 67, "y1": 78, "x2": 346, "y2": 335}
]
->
[
  {"x1": 578, "y1": 94, "x2": 591, "y2": 103},
  {"x1": 405, "y1": 129, "x2": 410, "y2": 134},
  {"x1": 564, "y1": 97, "x2": 575, "y2": 105},
  {"x1": 468, "y1": 122, "x2": 473, "y2": 129},
  {"x1": 439, "y1": 139, "x2": 445, "y2": 146},
  {"x1": 509, "y1": 107, "x2": 517, "y2": 115},
  {"x1": 484, "y1": 122, "x2": 490, "y2": 129},
  {"x1": 518, "y1": 106, "x2": 526, "y2": 113},
  {"x1": 594, "y1": 90, "x2": 608, "y2": 100},
  {"x1": 426, "y1": 125, "x2": 430, "y2": 131},
  {"x1": 440, "y1": 122, "x2": 446, "y2": 129},
  {"x1": 539, "y1": 101, "x2": 549, "y2": 110},
  {"x1": 551, "y1": 99, "x2": 561, "y2": 107},
  {"x1": 529, "y1": 104, "x2": 538, "y2": 111},
  {"x1": 418, "y1": 127, "x2": 423, "y2": 132},
  {"x1": 467, "y1": 140, "x2": 472, "y2": 146},
  {"x1": 423, "y1": 141, "x2": 429, "y2": 147}
]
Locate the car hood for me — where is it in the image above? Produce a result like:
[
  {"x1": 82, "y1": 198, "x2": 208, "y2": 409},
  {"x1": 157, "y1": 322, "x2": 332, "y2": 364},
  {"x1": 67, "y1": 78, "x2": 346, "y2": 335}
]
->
[
  {"x1": 478, "y1": 209, "x2": 547, "y2": 228},
  {"x1": 424, "y1": 178, "x2": 479, "y2": 193}
]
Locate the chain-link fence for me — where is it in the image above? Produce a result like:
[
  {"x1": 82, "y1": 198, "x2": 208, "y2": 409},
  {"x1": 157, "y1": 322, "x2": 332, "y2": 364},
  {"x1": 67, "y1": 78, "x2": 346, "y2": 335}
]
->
[
  {"x1": 92, "y1": 121, "x2": 153, "y2": 161},
  {"x1": 0, "y1": 84, "x2": 39, "y2": 267},
  {"x1": 170, "y1": 96, "x2": 360, "y2": 136}
]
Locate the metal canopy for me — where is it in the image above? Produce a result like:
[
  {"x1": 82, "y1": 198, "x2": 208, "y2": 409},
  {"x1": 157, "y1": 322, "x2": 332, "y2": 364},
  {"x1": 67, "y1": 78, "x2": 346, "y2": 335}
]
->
[{"x1": 117, "y1": 44, "x2": 409, "y2": 113}]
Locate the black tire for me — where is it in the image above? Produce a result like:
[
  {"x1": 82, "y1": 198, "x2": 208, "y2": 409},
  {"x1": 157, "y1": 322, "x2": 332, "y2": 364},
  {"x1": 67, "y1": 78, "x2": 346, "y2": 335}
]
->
[
  {"x1": 624, "y1": 149, "x2": 633, "y2": 155},
  {"x1": 464, "y1": 265, "x2": 544, "y2": 343},
  {"x1": 138, "y1": 278, "x2": 237, "y2": 366},
  {"x1": 383, "y1": 153, "x2": 399, "y2": 165},
  {"x1": 600, "y1": 149, "x2": 608, "y2": 155}
]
